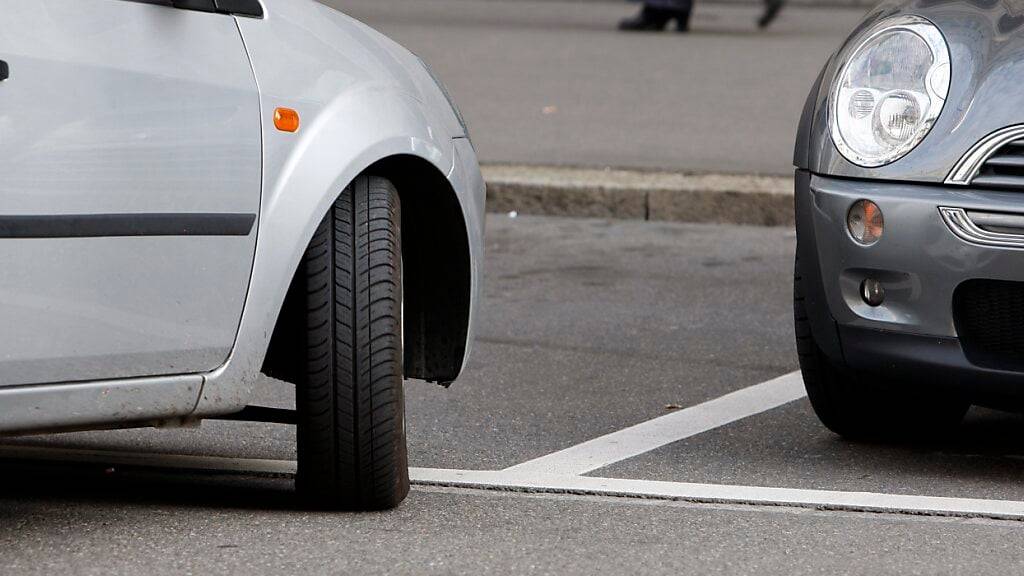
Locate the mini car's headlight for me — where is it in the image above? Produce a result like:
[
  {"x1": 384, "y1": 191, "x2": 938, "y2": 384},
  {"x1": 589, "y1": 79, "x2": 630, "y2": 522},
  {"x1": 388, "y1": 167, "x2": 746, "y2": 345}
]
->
[{"x1": 830, "y1": 15, "x2": 950, "y2": 167}]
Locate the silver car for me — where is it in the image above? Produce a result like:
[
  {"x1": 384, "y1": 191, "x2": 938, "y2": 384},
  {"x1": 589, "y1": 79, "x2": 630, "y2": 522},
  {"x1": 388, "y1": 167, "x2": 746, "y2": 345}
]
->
[
  {"x1": 0, "y1": 0, "x2": 485, "y2": 510},
  {"x1": 795, "y1": 1, "x2": 1024, "y2": 438}
]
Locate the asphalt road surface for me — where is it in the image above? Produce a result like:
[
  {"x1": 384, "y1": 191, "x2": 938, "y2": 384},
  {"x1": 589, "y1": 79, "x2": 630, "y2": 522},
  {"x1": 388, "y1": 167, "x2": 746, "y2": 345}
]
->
[
  {"x1": 327, "y1": 0, "x2": 865, "y2": 175},
  {"x1": 4, "y1": 214, "x2": 1024, "y2": 575}
]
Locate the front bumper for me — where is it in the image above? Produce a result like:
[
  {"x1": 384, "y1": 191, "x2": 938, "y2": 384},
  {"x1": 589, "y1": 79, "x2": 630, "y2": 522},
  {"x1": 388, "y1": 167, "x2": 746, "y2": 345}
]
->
[{"x1": 796, "y1": 170, "x2": 1024, "y2": 401}]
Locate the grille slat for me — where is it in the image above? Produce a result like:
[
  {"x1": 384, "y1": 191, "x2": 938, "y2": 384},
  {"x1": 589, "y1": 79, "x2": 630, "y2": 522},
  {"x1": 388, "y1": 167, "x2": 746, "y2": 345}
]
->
[
  {"x1": 980, "y1": 154, "x2": 1024, "y2": 169},
  {"x1": 954, "y1": 279, "x2": 1024, "y2": 371},
  {"x1": 974, "y1": 141, "x2": 1024, "y2": 189},
  {"x1": 969, "y1": 174, "x2": 1024, "y2": 191}
]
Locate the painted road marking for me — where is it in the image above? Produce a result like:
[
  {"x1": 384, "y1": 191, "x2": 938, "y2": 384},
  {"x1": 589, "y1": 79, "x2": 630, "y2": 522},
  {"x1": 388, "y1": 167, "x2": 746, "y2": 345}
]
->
[
  {"x1": 3, "y1": 446, "x2": 1024, "y2": 521},
  {"x1": 503, "y1": 371, "x2": 806, "y2": 476},
  {"x1": 5, "y1": 371, "x2": 1023, "y2": 521},
  {"x1": 411, "y1": 469, "x2": 1024, "y2": 521}
]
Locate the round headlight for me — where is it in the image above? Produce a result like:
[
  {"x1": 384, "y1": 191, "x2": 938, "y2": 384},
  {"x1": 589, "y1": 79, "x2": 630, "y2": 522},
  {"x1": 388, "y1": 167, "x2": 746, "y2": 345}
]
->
[{"x1": 830, "y1": 16, "x2": 950, "y2": 167}]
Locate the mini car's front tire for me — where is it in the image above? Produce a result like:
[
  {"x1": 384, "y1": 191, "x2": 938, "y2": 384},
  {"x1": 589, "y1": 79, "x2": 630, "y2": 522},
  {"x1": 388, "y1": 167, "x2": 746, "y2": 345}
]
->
[
  {"x1": 794, "y1": 252, "x2": 968, "y2": 440},
  {"x1": 296, "y1": 175, "x2": 409, "y2": 510}
]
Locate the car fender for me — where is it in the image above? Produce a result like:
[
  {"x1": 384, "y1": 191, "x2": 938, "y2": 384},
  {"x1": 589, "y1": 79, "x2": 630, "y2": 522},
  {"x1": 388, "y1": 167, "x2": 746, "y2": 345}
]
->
[
  {"x1": 195, "y1": 85, "x2": 477, "y2": 416},
  {"x1": 794, "y1": 61, "x2": 829, "y2": 171}
]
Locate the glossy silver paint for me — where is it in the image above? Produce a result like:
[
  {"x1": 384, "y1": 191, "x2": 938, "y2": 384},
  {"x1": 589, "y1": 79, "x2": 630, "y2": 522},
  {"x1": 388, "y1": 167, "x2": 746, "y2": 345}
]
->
[
  {"x1": 0, "y1": 0, "x2": 484, "y2": 432},
  {"x1": 0, "y1": 376, "x2": 202, "y2": 435},
  {"x1": 0, "y1": 0, "x2": 261, "y2": 385},
  {"x1": 195, "y1": 0, "x2": 484, "y2": 416}
]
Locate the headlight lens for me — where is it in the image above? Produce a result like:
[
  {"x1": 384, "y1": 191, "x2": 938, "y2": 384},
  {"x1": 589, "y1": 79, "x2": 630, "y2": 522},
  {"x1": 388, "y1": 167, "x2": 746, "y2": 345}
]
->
[{"x1": 830, "y1": 16, "x2": 950, "y2": 167}]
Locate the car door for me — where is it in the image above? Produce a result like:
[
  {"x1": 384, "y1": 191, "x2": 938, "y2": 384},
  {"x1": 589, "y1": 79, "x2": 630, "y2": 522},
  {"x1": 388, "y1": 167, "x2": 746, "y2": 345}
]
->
[{"x1": 0, "y1": 0, "x2": 261, "y2": 386}]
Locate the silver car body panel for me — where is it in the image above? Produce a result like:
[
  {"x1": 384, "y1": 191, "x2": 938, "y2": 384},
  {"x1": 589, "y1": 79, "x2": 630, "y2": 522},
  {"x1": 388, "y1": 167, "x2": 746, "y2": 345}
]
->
[
  {"x1": 0, "y1": 0, "x2": 484, "y2": 432},
  {"x1": 0, "y1": 375, "x2": 203, "y2": 435},
  {"x1": 0, "y1": 0, "x2": 262, "y2": 386},
  {"x1": 195, "y1": 0, "x2": 484, "y2": 416}
]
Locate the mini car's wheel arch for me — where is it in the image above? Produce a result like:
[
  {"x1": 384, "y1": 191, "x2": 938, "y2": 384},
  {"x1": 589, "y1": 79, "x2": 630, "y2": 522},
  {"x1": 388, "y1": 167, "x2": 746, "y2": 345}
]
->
[{"x1": 262, "y1": 154, "x2": 472, "y2": 386}]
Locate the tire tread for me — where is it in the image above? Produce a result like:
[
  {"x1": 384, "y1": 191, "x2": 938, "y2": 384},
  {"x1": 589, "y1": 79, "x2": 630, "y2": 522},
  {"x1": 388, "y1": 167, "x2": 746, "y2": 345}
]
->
[{"x1": 296, "y1": 176, "x2": 409, "y2": 510}]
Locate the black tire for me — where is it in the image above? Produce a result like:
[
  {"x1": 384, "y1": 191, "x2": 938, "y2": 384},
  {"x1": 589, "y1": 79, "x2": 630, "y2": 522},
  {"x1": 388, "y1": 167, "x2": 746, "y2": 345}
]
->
[
  {"x1": 296, "y1": 175, "x2": 409, "y2": 510},
  {"x1": 794, "y1": 251, "x2": 968, "y2": 440}
]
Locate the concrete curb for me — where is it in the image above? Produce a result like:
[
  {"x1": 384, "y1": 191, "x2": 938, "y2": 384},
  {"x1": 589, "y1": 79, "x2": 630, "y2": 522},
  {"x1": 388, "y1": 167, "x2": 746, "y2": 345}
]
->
[{"x1": 483, "y1": 165, "x2": 794, "y2": 226}]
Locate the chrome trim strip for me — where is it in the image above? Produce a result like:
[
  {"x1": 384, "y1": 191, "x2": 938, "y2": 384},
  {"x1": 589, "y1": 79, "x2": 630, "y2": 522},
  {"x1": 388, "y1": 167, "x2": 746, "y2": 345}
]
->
[
  {"x1": 946, "y1": 125, "x2": 1024, "y2": 185},
  {"x1": 940, "y1": 206, "x2": 1024, "y2": 248},
  {"x1": 967, "y1": 211, "x2": 1024, "y2": 232}
]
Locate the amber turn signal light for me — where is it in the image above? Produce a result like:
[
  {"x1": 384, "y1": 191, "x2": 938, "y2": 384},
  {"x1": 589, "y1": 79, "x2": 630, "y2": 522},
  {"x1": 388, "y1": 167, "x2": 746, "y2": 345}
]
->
[
  {"x1": 274, "y1": 107, "x2": 300, "y2": 133},
  {"x1": 847, "y1": 199, "x2": 883, "y2": 246}
]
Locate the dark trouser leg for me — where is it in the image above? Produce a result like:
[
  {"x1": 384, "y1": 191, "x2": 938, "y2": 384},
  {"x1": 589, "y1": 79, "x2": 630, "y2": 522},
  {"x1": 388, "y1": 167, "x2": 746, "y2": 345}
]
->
[
  {"x1": 646, "y1": 0, "x2": 693, "y2": 31},
  {"x1": 619, "y1": 2, "x2": 673, "y2": 31},
  {"x1": 758, "y1": 0, "x2": 785, "y2": 28}
]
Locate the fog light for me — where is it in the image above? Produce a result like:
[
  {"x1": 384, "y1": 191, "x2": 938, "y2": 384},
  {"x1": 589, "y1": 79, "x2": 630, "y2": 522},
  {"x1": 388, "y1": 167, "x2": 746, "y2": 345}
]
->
[
  {"x1": 847, "y1": 200, "x2": 883, "y2": 245},
  {"x1": 861, "y1": 278, "x2": 885, "y2": 307}
]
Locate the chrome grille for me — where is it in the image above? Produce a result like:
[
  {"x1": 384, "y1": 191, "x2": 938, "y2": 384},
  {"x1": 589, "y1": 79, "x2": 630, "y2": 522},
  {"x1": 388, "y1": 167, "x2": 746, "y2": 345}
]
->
[
  {"x1": 947, "y1": 125, "x2": 1024, "y2": 188},
  {"x1": 972, "y1": 140, "x2": 1024, "y2": 191}
]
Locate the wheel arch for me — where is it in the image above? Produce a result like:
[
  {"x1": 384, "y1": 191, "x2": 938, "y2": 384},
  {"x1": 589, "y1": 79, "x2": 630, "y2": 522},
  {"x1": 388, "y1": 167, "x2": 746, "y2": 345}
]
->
[
  {"x1": 194, "y1": 83, "x2": 482, "y2": 416},
  {"x1": 261, "y1": 154, "x2": 473, "y2": 386}
]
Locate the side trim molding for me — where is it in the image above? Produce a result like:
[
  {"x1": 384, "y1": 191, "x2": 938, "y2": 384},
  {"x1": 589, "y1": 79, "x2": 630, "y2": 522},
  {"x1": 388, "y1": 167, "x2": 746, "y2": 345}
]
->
[
  {"x1": 0, "y1": 375, "x2": 202, "y2": 435},
  {"x1": 0, "y1": 213, "x2": 256, "y2": 239}
]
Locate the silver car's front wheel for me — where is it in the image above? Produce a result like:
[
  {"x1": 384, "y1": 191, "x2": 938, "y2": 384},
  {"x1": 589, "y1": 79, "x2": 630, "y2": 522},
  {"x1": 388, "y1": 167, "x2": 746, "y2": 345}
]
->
[{"x1": 295, "y1": 175, "x2": 409, "y2": 510}]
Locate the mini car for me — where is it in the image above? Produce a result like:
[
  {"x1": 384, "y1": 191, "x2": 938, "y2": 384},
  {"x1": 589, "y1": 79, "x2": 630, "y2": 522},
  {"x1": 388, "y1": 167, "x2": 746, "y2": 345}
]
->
[
  {"x1": 0, "y1": 0, "x2": 485, "y2": 510},
  {"x1": 794, "y1": 0, "x2": 1024, "y2": 438}
]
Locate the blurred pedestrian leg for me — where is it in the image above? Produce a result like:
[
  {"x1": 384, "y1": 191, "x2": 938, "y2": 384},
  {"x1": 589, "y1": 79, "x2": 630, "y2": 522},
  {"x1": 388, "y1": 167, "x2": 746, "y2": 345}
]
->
[
  {"x1": 758, "y1": 0, "x2": 786, "y2": 28},
  {"x1": 619, "y1": 0, "x2": 694, "y2": 32}
]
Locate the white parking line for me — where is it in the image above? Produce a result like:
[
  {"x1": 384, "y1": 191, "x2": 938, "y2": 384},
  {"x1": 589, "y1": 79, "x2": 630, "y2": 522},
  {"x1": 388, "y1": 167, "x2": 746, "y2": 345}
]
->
[
  {"x1": 411, "y1": 468, "x2": 1024, "y2": 521},
  {"x1": 5, "y1": 370, "x2": 1024, "y2": 521},
  {"x1": 503, "y1": 371, "x2": 806, "y2": 476},
  {"x1": 4, "y1": 446, "x2": 1024, "y2": 521}
]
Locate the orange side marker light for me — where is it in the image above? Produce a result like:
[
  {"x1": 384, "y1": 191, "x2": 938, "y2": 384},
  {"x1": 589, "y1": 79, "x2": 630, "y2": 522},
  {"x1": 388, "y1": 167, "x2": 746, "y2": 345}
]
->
[{"x1": 274, "y1": 107, "x2": 300, "y2": 133}]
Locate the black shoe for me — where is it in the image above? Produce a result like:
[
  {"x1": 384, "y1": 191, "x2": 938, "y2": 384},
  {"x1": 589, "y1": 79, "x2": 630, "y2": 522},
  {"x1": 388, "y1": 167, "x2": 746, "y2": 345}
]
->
[
  {"x1": 757, "y1": 0, "x2": 785, "y2": 28},
  {"x1": 619, "y1": 6, "x2": 672, "y2": 31},
  {"x1": 675, "y1": 10, "x2": 692, "y2": 32}
]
